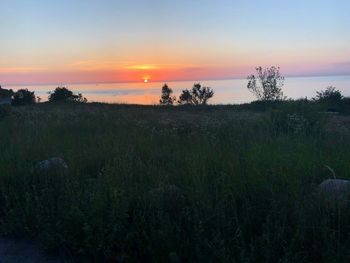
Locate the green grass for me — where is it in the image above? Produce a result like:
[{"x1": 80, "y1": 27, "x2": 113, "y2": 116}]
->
[{"x1": 0, "y1": 102, "x2": 350, "y2": 262}]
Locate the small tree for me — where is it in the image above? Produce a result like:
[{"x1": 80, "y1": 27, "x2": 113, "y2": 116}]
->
[
  {"x1": 48, "y1": 87, "x2": 87, "y2": 103},
  {"x1": 178, "y1": 83, "x2": 214, "y2": 105},
  {"x1": 159, "y1": 84, "x2": 176, "y2": 105},
  {"x1": 247, "y1": 66, "x2": 285, "y2": 101},
  {"x1": 178, "y1": 90, "x2": 193, "y2": 105},
  {"x1": 191, "y1": 83, "x2": 214, "y2": 105},
  {"x1": 11, "y1": 89, "x2": 36, "y2": 106},
  {"x1": 313, "y1": 86, "x2": 343, "y2": 104},
  {"x1": 0, "y1": 86, "x2": 14, "y2": 98}
]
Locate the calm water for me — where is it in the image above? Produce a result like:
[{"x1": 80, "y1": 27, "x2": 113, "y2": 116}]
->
[{"x1": 6, "y1": 75, "x2": 350, "y2": 105}]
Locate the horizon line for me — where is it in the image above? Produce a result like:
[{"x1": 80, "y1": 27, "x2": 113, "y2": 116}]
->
[{"x1": 2, "y1": 72, "x2": 350, "y2": 88}]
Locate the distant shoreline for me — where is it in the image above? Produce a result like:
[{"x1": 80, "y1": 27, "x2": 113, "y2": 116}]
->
[{"x1": 3, "y1": 73, "x2": 350, "y2": 87}]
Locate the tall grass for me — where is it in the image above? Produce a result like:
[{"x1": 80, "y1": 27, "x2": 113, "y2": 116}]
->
[{"x1": 0, "y1": 102, "x2": 349, "y2": 262}]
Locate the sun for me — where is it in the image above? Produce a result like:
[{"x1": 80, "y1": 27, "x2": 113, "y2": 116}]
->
[{"x1": 142, "y1": 74, "x2": 151, "y2": 83}]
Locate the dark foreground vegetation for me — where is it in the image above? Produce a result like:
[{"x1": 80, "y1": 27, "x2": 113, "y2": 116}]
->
[{"x1": 0, "y1": 99, "x2": 350, "y2": 263}]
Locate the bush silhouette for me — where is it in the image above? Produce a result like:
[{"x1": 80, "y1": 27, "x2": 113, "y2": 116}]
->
[
  {"x1": 11, "y1": 89, "x2": 36, "y2": 106},
  {"x1": 178, "y1": 83, "x2": 214, "y2": 105},
  {"x1": 159, "y1": 84, "x2": 176, "y2": 105},
  {"x1": 0, "y1": 86, "x2": 14, "y2": 98},
  {"x1": 247, "y1": 66, "x2": 285, "y2": 101},
  {"x1": 313, "y1": 86, "x2": 343, "y2": 104},
  {"x1": 49, "y1": 87, "x2": 87, "y2": 103},
  {"x1": 178, "y1": 89, "x2": 193, "y2": 105}
]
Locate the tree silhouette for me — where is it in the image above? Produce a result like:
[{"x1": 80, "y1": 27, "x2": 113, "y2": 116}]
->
[
  {"x1": 178, "y1": 90, "x2": 193, "y2": 105},
  {"x1": 178, "y1": 83, "x2": 214, "y2": 105},
  {"x1": 159, "y1": 84, "x2": 176, "y2": 105},
  {"x1": 247, "y1": 66, "x2": 285, "y2": 101},
  {"x1": 11, "y1": 89, "x2": 36, "y2": 106},
  {"x1": 0, "y1": 86, "x2": 14, "y2": 98},
  {"x1": 48, "y1": 87, "x2": 87, "y2": 103},
  {"x1": 313, "y1": 86, "x2": 343, "y2": 104},
  {"x1": 191, "y1": 83, "x2": 214, "y2": 105}
]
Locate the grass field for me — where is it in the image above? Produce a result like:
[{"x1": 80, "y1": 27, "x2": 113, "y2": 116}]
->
[{"x1": 0, "y1": 102, "x2": 350, "y2": 262}]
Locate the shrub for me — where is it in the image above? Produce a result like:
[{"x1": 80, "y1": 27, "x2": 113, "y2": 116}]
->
[
  {"x1": 178, "y1": 83, "x2": 214, "y2": 105},
  {"x1": 0, "y1": 86, "x2": 14, "y2": 98},
  {"x1": 11, "y1": 89, "x2": 36, "y2": 106},
  {"x1": 48, "y1": 87, "x2": 87, "y2": 103},
  {"x1": 247, "y1": 66, "x2": 285, "y2": 101},
  {"x1": 313, "y1": 86, "x2": 343, "y2": 104},
  {"x1": 159, "y1": 84, "x2": 176, "y2": 105},
  {"x1": 178, "y1": 90, "x2": 193, "y2": 105}
]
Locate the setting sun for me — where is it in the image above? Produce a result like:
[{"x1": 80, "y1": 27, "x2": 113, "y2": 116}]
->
[{"x1": 142, "y1": 74, "x2": 151, "y2": 83}]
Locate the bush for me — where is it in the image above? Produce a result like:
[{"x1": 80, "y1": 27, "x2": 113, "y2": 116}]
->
[
  {"x1": 313, "y1": 86, "x2": 343, "y2": 104},
  {"x1": 178, "y1": 83, "x2": 214, "y2": 105},
  {"x1": 48, "y1": 87, "x2": 87, "y2": 103},
  {"x1": 178, "y1": 90, "x2": 193, "y2": 105},
  {"x1": 159, "y1": 84, "x2": 176, "y2": 105},
  {"x1": 0, "y1": 86, "x2": 14, "y2": 98},
  {"x1": 11, "y1": 89, "x2": 36, "y2": 106},
  {"x1": 247, "y1": 66, "x2": 285, "y2": 101}
]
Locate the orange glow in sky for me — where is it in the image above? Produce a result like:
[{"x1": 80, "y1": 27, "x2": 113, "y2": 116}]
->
[{"x1": 0, "y1": 1, "x2": 349, "y2": 85}]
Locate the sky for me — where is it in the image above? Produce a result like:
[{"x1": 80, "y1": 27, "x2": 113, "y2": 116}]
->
[{"x1": 1, "y1": 0, "x2": 350, "y2": 85}]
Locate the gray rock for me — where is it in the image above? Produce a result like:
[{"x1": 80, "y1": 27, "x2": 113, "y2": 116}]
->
[
  {"x1": 318, "y1": 179, "x2": 350, "y2": 203},
  {"x1": 37, "y1": 157, "x2": 68, "y2": 172}
]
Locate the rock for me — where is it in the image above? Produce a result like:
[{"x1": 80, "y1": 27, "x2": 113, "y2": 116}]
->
[
  {"x1": 318, "y1": 179, "x2": 350, "y2": 204},
  {"x1": 36, "y1": 157, "x2": 69, "y2": 173}
]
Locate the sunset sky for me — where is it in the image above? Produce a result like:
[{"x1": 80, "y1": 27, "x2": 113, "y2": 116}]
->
[{"x1": 1, "y1": 0, "x2": 350, "y2": 85}]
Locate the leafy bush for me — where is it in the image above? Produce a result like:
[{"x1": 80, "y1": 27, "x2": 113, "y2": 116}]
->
[
  {"x1": 178, "y1": 83, "x2": 214, "y2": 105},
  {"x1": 0, "y1": 86, "x2": 14, "y2": 98},
  {"x1": 159, "y1": 84, "x2": 176, "y2": 105},
  {"x1": 11, "y1": 89, "x2": 36, "y2": 106},
  {"x1": 178, "y1": 90, "x2": 193, "y2": 105},
  {"x1": 247, "y1": 66, "x2": 285, "y2": 101},
  {"x1": 314, "y1": 86, "x2": 343, "y2": 103},
  {"x1": 48, "y1": 87, "x2": 87, "y2": 103}
]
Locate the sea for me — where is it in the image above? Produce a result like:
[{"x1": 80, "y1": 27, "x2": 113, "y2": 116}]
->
[{"x1": 5, "y1": 75, "x2": 350, "y2": 105}]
